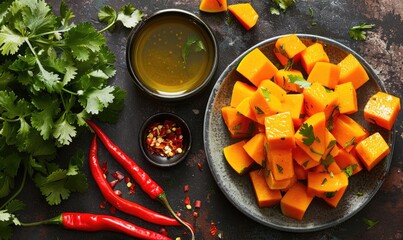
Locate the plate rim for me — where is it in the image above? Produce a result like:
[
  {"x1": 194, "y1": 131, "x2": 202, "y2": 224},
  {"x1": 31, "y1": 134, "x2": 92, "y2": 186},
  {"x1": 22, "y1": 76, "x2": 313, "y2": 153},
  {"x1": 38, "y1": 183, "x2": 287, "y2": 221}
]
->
[{"x1": 203, "y1": 33, "x2": 396, "y2": 232}]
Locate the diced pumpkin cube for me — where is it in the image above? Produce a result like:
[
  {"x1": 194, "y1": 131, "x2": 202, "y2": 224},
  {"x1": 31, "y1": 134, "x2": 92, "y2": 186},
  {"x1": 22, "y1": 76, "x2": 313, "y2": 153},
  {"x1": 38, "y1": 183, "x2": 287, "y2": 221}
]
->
[
  {"x1": 221, "y1": 106, "x2": 253, "y2": 138},
  {"x1": 243, "y1": 133, "x2": 266, "y2": 166},
  {"x1": 236, "y1": 48, "x2": 278, "y2": 86},
  {"x1": 199, "y1": 0, "x2": 227, "y2": 12},
  {"x1": 307, "y1": 62, "x2": 341, "y2": 89},
  {"x1": 280, "y1": 182, "x2": 314, "y2": 220},
  {"x1": 323, "y1": 129, "x2": 337, "y2": 160},
  {"x1": 266, "y1": 146, "x2": 294, "y2": 181},
  {"x1": 235, "y1": 97, "x2": 258, "y2": 122},
  {"x1": 264, "y1": 112, "x2": 295, "y2": 149},
  {"x1": 364, "y1": 91, "x2": 401, "y2": 130},
  {"x1": 355, "y1": 132, "x2": 390, "y2": 171},
  {"x1": 303, "y1": 82, "x2": 339, "y2": 119},
  {"x1": 250, "y1": 87, "x2": 283, "y2": 125},
  {"x1": 249, "y1": 170, "x2": 282, "y2": 208},
  {"x1": 228, "y1": 3, "x2": 259, "y2": 30},
  {"x1": 337, "y1": 53, "x2": 369, "y2": 89},
  {"x1": 273, "y1": 34, "x2": 307, "y2": 67},
  {"x1": 307, "y1": 172, "x2": 348, "y2": 198},
  {"x1": 334, "y1": 82, "x2": 358, "y2": 114},
  {"x1": 331, "y1": 144, "x2": 363, "y2": 175},
  {"x1": 322, "y1": 186, "x2": 347, "y2": 208},
  {"x1": 294, "y1": 112, "x2": 327, "y2": 162},
  {"x1": 274, "y1": 69, "x2": 304, "y2": 93},
  {"x1": 311, "y1": 155, "x2": 342, "y2": 174},
  {"x1": 300, "y1": 43, "x2": 330, "y2": 74},
  {"x1": 293, "y1": 160, "x2": 308, "y2": 180},
  {"x1": 282, "y1": 93, "x2": 305, "y2": 128},
  {"x1": 292, "y1": 145, "x2": 320, "y2": 170},
  {"x1": 265, "y1": 170, "x2": 297, "y2": 191},
  {"x1": 230, "y1": 81, "x2": 256, "y2": 107},
  {"x1": 330, "y1": 114, "x2": 369, "y2": 152},
  {"x1": 223, "y1": 140, "x2": 255, "y2": 175}
]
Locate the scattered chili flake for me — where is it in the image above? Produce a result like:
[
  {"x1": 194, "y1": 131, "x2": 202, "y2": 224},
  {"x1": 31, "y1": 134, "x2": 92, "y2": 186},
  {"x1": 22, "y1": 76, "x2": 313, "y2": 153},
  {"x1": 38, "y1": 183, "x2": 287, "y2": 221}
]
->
[
  {"x1": 193, "y1": 212, "x2": 198, "y2": 217},
  {"x1": 194, "y1": 200, "x2": 201, "y2": 209},
  {"x1": 183, "y1": 184, "x2": 189, "y2": 192},
  {"x1": 109, "y1": 179, "x2": 119, "y2": 188},
  {"x1": 109, "y1": 206, "x2": 116, "y2": 215},
  {"x1": 176, "y1": 212, "x2": 182, "y2": 217},
  {"x1": 210, "y1": 222, "x2": 217, "y2": 236},
  {"x1": 197, "y1": 162, "x2": 203, "y2": 171},
  {"x1": 114, "y1": 190, "x2": 122, "y2": 196},
  {"x1": 184, "y1": 195, "x2": 192, "y2": 209},
  {"x1": 124, "y1": 176, "x2": 131, "y2": 183},
  {"x1": 129, "y1": 184, "x2": 136, "y2": 194},
  {"x1": 101, "y1": 161, "x2": 108, "y2": 174},
  {"x1": 146, "y1": 120, "x2": 184, "y2": 158},
  {"x1": 99, "y1": 200, "x2": 107, "y2": 209},
  {"x1": 159, "y1": 228, "x2": 169, "y2": 236},
  {"x1": 111, "y1": 170, "x2": 125, "y2": 181}
]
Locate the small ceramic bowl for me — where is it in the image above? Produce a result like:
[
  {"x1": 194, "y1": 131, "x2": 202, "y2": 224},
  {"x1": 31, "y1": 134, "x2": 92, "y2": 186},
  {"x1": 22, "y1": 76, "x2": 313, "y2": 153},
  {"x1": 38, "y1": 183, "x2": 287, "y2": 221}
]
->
[
  {"x1": 139, "y1": 112, "x2": 191, "y2": 167},
  {"x1": 126, "y1": 9, "x2": 218, "y2": 101}
]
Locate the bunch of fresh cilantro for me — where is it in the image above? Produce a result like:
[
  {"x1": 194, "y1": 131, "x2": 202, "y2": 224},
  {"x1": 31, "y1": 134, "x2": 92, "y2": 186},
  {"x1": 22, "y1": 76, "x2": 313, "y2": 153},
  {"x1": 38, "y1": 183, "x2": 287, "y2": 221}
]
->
[{"x1": 0, "y1": 0, "x2": 143, "y2": 238}]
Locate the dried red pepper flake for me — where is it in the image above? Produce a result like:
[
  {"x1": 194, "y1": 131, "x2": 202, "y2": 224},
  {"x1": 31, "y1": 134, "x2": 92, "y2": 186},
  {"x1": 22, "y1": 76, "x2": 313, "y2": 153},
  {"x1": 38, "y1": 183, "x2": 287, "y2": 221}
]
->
[
  {"x1": 159, "y1": 228, "x2": 169, "y2": 236},
  {"x1": 129, "y1": 184, "x2": 136, "y2": 194},
  {"x1": 193, "y1": 212, "x2": 198, "y2": 217},
  {"x1": 184, "y1": 195, "x2": 191, "y2": 205},
  {"x1": 197, "y1": 162, "x2": 203, "y2": 171},
  {"x1": 101, "y1": 161, "x2": 108, "y2": 174},
  {"x1": 109, "y1": 179, "x2": 119, "y2": 188},
  {"x1": 146, "y1": 120, "x2": 184, "y2": 158},
  {"x1": 109, "y1": 206, "x2": 116, "y2": 215},
  {"x1": 99, "y1": 200, "x2": 107, "y2": 209},
  {"x1": 124, "y1": 176, "x2": 131, "y2": 183},
  {"x1": 183, "y1": 184, "x2": 189, "y2": 192},
  {"x1": 210, "y1": 222, "x2": 217, "y2": 236},
  {"x1": 176, "y1": 212, "x2": 181, "y2": 217},
  {"x1": 194, "y1": 200, "x2": 201, "y2": 209},
  {"x1": 114, "y1": 190, "x2": 122, "y2": 196},
  {"x1": 111, "y1": 170, "x2": 125, "y2": 181}
]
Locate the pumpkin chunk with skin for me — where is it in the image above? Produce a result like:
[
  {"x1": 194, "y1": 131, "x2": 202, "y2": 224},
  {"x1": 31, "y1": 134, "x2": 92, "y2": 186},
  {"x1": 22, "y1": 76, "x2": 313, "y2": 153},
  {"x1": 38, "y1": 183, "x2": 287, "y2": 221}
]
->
[
  {"x1": 221, "y1": 106, "x2": 253, "y2": 138},
  {"x1": 307, "y1": 171, "x2": 348, "y2": 198},
  {"x1": 223, "y1": 140, "x2": 255, "y2": 175},
  {"x1": 337, "y1": 53, "x2": 369, "y2": 89},
  {"x1": 363, "y1": 91, "x2": 401, "y2": 130},
  {"x1": 330, "y1": 114, "x2": 369, "y2": 152},
  {"x1": 301, "y1": 42, "x2": 330, "y2": 74},
  {"x1": 199, "y1": 0, "x2": 227, "y2": 13},
  {"x1": 307, "y1": 62, "x2": 341, "y2": 89},
  {"x1": 264, "y1": 112, "x2": 295, "y2": 149},
  {"x1": 280, "y1": 182, "x2": 314, "y2": 221},
  {"x1": 334, "y1": 82, "x2": 358, "y2": 114},
  {"x1": 249, "y1": 170, "x2": 282, "y2": 208},
  {"x1": 294, "y1": 112, "x2": 327, "y2": 162},
  {"x1": 230, "y1": 81, "x2": 257, "y2": 107},
  {"x1": 228, "y1": 3, "x2": 259, "y2": 30},
  {"x1": 274, "y1": 34, "x2": 307, "y2": 67},
  {"x1": 274, "y1": 69, "x2": 304, "y2": 93},
  {"x1": 243, "y1": 133, "x2": 266, "y2": 166},
  {"x1": 355, "y1": 132, "x2": 390, "y2": 171},
  {"x1": 236, "y1": 48, "x2": 278, "y2": 87},
  {"x1": 303, "y1": 82, "x2": 339, "y2": 120}
]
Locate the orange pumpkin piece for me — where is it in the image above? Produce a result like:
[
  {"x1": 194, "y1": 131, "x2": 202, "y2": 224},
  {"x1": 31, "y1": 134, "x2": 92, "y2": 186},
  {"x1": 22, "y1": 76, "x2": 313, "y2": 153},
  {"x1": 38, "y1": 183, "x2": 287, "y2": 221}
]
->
[
  {"x1": 300, "y1": 42, "x2": 330, "y2": 75},
  {"x1": 235, "y1": 97, "x2": 258, "y2": 122},
  {"x1": 230, "y1": 81, "x2": 256, "y2": 107},
  {"x1": 322, "y1": 186, "x2": 347, "y2": 208},
  {"x1": 330, "y1": 114, "x2": 369, "y2": 152},
  {"x1": 250, "y1": 88, "x2": 283, "y2": 125},
  {"x1": 334, "y1": 82, "x2": 358, "y2": 114},
  {"x1": 266, "y1": 146, "x2": 294, "y2": 181},
  {"x1": 223, "y1": 140, "x2": 255, "y2": 175},
  {"x1": 199, "y1": 0, "x2": 227, "y2": 12},
  {"x1": 311, "y1": 156, "x2": 342, "y2": 174},
  {"x1": 303, "y1": 82, "x2": 339, "y2": 119},
  {"x1": 292, "y1": 145, "x2": 320, "y2": 170},
  {"x1": 273, "y1": 34, "x2": 307, "y2": 67},
  {"x1": 221, "y1": 106, "x2": 253, "y2": 138},
  {"x1": 331, "y1": 144, "x2": 363, "y2": 175},
  {"x1": 282, "y1": 93, "x2": 305, "y2": 128},
  {"x1": 293, "y1": 160, "x2": 308, "y2": 180},
  {"x1": 228, "y1": 3, "x2": 259, "y2": 30},
  {"x1": 274, "y1": 69, "x2": 304, "y2": 93},
  {"x1": 294, "y1": 112, "x2": 327, "y2": 162},
  {"x1": 236, "y1": 48, "x2": 278, "y2": 86},
  {"x1": 323, "y1": 129, "x2": 337, "y2": 160},
  {"x1": 307, "y1": 62, "x2": 341, "y2": 89},
  {"x1": 363, "y1": 91, "x2": 401, "y2": 130},
  {"x1": 307, "y1": 172, "x2": 349, "y2": 198},
  {"x1": 280, "y1": 182, "x2": 314, "y2": 220},
  {"x1": 249, "y1": 170, "x2": 282, "y2": 208},
  {"x1": 265, "y1": 170, "x2": 297, "y2": 191},
  {"x1": 264, "y1": 112, "x2": 295, "y2": 149},
  {"x1": 355, "y1": 132, "x2": 390, "y2": 171},
  {"x1": 337, "y1": 53, "x2": 369, "y2": 89},
  {"x1": 243, "y1": 133, "x2": 266, "y2": 166}
]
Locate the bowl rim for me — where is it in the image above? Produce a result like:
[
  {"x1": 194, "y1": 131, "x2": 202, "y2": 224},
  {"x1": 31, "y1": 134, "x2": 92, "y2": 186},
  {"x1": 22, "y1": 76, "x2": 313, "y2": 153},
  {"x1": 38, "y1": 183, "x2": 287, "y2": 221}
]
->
[
  {"x1": 126, "y1": 8, "x2": 219, "y2": 101},
  {"x1": 139, "y1": 112, "x2": 192, "y2": 167}
]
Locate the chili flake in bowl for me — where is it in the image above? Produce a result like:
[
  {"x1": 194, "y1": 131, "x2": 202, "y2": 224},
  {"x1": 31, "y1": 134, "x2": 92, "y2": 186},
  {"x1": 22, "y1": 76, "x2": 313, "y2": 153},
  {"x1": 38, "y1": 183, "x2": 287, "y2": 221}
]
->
[{"x1": 139, "y1": 113, "x2": 191, "y2": 167}]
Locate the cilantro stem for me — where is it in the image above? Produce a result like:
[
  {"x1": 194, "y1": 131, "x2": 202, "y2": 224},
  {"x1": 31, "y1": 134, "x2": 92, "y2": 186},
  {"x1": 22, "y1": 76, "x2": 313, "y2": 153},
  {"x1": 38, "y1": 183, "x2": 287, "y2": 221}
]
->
[
  {"x1": 31, "y1": 28, "x2": 72, "y2": 38},
  {"x1": 0, "y1": 164, "x2": 27, "y2": 210},
  {"x1": 98, "y1": 16, "x2": 118, "y2": 33},
  {"x1": 0, "y1": 117, "x2": 20, "y2": 122},
  {"x1": 62, "y1": 87, "x2": 78, "y2": 96}
]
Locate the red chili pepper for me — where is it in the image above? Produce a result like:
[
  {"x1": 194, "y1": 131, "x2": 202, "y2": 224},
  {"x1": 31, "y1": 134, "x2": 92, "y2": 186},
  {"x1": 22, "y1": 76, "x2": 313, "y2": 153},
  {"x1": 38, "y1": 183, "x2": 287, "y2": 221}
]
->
[
  {"x1": 86, "y1": 120, "x2": 195, "y2": 239},
  {"x1": 21, "y1": 212, "x2": 171, "y2": 240},
  {"x1": 89, "y1": 136, "x2": 182, "y2": 226}
]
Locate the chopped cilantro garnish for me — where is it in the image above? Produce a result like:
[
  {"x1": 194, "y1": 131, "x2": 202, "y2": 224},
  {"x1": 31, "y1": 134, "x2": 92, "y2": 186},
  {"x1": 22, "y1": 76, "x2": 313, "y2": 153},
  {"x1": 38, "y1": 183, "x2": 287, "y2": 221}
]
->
[
  {"x1": 299, "y1": 123, "x2": 320, "y2": 146},
  {"x1": 260, "y1": 87, "x2": 271, "y2": 101},
  {"x1": 325, "y1": 191, "x2": 337, "y2": 198},
  {"x1": 255, "y1": 106, "x2": 265, "y2": 115},
  {"x1": 276, "y1": 164, "x2": 284, "y2": 174},
  {"x1": 349, "y1": 23, "x2": 375, "y2": 41},
  {"x1": 182, "y1": 35, "x2": 206, "y2": 63},
  {"x1": 321, "y1": 178, "x2": 328, "y2": 185},
  {"x1": 344, "y1": 137, "x2": 356, "y2": 148},
  {"x1": 321, "y1": 154, "x2": 335, "y2": 169},
  {"x1": 363, "y1": 218, "x2": 379, "y2": 229},
  {"x1": 288, "y1": 75, "x2": 312, "y2": 88}
]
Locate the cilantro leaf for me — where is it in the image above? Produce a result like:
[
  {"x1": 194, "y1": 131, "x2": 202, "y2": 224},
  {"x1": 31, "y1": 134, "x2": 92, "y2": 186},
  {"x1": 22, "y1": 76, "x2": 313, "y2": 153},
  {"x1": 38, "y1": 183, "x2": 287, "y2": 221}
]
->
[
  {"x1": 288, "y1": 74, "x2": 311, "y2": 88},
  {"x1": 182, "y1": 35, "x2": 206, "y2": 63},
  {"x1": 272, "y1": 0, "x2": 296, "y2": 12},
  {"x1": 0, "y1": 26, "x2": 27, "y2": 55},
  {"x1": 98, "y1": 5, "x2": 116, "y2": 29},
  {"x1": 299, "y1": 123, "x2": 319, "y2": 146},
  {"x1": 82, "y1": 86, "x2": 115, "y2": 115},
  {"x1": 117, "y1": 5, "x2": 143, "y2": 29},
  {"x1": 349, "y1": 23, "x2": 375, "y2": 41},
  {"x1": 52, "y1": 117, "x2": 76, "y2": 145},
  {"x1": 363, "y1": 218, "x2": 378, "y2": 229}
]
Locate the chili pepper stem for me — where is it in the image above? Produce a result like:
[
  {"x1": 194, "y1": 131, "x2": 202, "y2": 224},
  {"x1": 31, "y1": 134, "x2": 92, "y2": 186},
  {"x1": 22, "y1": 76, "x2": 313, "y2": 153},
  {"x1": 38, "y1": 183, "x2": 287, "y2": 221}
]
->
[
  {"x1": 20, "y1": 215, "x2": 62, "y2": 227},
  {"x1": 157, "y1": 192, "x2": 195, "y2": 240}
]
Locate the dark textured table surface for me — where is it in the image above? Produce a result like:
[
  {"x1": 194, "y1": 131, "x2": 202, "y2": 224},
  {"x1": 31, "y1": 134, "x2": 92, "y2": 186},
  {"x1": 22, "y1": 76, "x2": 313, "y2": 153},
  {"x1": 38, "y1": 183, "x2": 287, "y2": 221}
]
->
[{"x1": 13, "y1": 0, "x2": 402, "y2": 239}]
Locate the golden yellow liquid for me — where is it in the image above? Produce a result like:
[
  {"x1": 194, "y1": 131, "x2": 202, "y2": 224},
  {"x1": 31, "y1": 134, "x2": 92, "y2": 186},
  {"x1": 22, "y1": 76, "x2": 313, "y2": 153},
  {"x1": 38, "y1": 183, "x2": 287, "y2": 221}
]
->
[{"x1": 131, "y1": 15, "x2": 214, "y2": 95}]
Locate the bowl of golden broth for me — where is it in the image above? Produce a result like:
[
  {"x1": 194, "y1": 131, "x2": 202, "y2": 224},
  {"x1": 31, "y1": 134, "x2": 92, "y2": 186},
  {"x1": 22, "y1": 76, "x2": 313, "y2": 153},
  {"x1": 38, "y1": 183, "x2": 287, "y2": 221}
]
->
[{"x1": 126, "y1": 9, "x2": 218, "y2": 100}]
